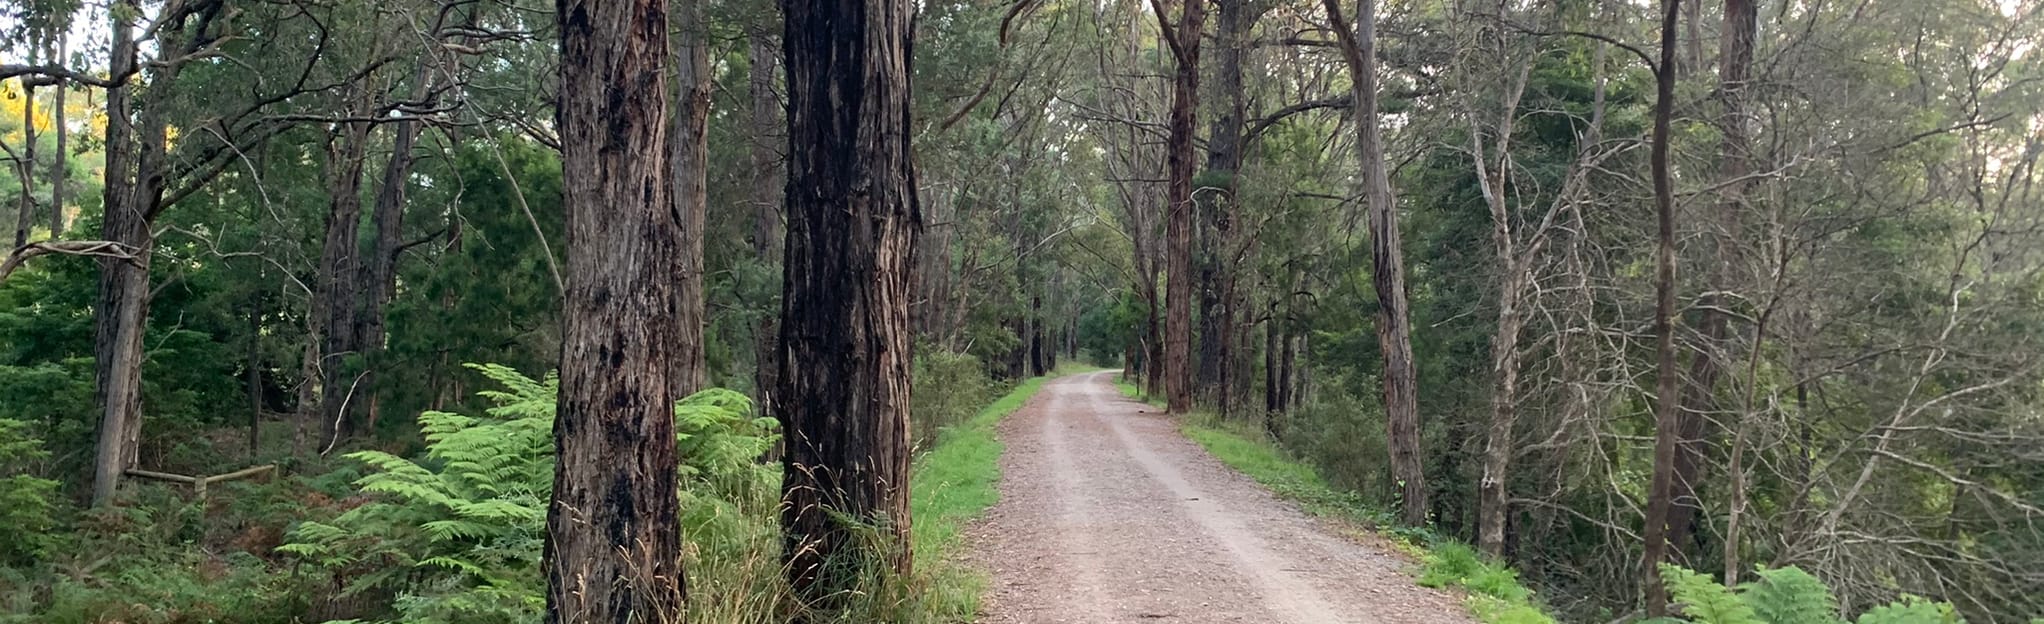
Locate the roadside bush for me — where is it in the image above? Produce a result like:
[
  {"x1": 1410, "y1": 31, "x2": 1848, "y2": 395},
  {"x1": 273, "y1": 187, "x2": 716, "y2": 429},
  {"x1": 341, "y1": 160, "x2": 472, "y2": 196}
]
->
[{"x1": 910, "y1": 350, "x2": 995, "y2": 448}]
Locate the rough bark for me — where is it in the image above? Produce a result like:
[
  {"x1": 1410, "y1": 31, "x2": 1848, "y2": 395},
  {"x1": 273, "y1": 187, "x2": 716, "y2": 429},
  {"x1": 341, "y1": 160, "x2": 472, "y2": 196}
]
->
[
  {"x1": 90, "y1": 0, "x2": 161, "y2": 506},
  {"x1": 314, "y1": 108, "x2": 373, "y2": 447},
  {"x1": 1640, "y1": 0, "x2": 1686, "y2": 615},
  {"x1": 1157, "y1": 0, "x2": 1204, "y2": 415},
  {"x1": 749, "y1": 27, "x2": 783, "y2": 414},
  {"x1": 671, "y1": 0, "x2": 712, "y2": 394},
  {"x1": 1325, "y1": 0, "x2": 1426, "y2": 527},
  {"x1": 777, "y1": 0, "x2": 921, "y2": 605},
  {"x1": 543, "y1": 0, "x2": 686, "y2": 621},
  {"x1": 357, "y1": 66, "x2": 434, "y2": 433},
  {"x1": 1198, "y1": 0, "x2": 1253, "y2": 415}
]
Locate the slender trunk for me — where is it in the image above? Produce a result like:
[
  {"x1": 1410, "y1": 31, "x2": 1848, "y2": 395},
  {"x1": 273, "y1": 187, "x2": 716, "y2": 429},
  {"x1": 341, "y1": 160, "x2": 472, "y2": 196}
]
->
[
  {"x1": 749, "y1": 27, "x2": 784, "y2": 413},
  {"x1": 1640, "y1": 0, "x2": 1686, "y2": 615},
  {"x1": 1474, "y1": 60, "x2": 1535, "y2": 560},
  {"x1": 247, "y1": 288, "x2": 264, "y2": 458},
  {"x1": 1160, "y1": 0, "x2": 1204, "y2": 415},
  {"x1": 13, "y1": 75, "x2": 36, "y2": 248},
  {"x1": 1326, "y1": 0, "x2": 1426, "y2": 526},
  {"x1": 294, "y1": 307, "x2": 318, "y2": 458},
  {"x1": 671, "y1": 0, "x2": 712, "y2": 394},
  {"x1": 544, "y1": 0, "x2": 687, "y2": 620},
  {"x1": 778, "y1": 0, "x2": 921, "y2": 604},
  {"x1": 49, "y1": 37, "x2": 67, "y2": 236},
  {"x1": 1264, "y1": 302, "x2": 1280, "y2": 434}
]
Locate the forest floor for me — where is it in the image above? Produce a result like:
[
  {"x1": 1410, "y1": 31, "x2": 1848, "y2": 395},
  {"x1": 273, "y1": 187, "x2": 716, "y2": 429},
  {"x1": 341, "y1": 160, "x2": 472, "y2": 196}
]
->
[{"x1": 969, "y1": 370, "x2": 1476, "y2": 624}]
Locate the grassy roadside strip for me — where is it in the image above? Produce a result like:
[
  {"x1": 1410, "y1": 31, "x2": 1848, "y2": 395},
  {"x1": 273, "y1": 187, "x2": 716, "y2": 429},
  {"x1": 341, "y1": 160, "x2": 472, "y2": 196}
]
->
[
  {"x1": 1114, "y1": 378, "x2": 1556, "y2": 624},
  {"x1": 907, "y1": 365, "x2": 1104, "y2": 620}
]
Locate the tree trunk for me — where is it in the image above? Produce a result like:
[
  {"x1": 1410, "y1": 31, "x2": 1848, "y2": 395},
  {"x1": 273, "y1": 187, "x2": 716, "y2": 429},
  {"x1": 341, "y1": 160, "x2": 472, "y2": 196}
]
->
[
  {"x1": 749, "y1": 27, "x2": 784, "y2": 414},
  {"x1": 1474, "y1": 61, "x2": 1534, "y2": 560},
  {"x1": 49, "y1": 37, "x2": 67, "y2": 236},
  {"x1": 315, "y1": 110, "x2": 373, "y2": 447},
  {"x1": 90, "y1": 1, "x2": 156, "y2": 506},
  {"x1": 777, "y1": 0, "x2": 921, "y2": 605},
  {"x1": 1326, "y1": 0, "x2": 1426, "y2": 526},
  {"x1": 1160, "y1": 0, "x2": 1204, "y2": 415},
  {"x1": 671, "y1": 0, "x2": 712, "y2": 394},
  {"x1": 1640, "y1": 0, "x2": 1687, "y2": 615},
  {"x1": 356, "y1": 67, "x2": 433, "y2": 434},
  {"x1": 1198, "y1": 0, "x2": 1252, "y2": 415},
  {"x1": 13, "y1": 76, "x2": 36, "y2": 248},
  {"x1": 247, "y1": 288, "x2": 264, "y2": 458},
  {"x1": 1714, "y1": 0, "x2": 1759, "y2": 585},
  {"x1": 544, "y1": 0, "x2": 687, "y2": 621}
]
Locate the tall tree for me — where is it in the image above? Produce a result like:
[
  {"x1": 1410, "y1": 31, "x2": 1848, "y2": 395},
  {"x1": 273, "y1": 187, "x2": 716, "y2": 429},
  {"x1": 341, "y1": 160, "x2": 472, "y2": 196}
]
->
[
  {"x1": 748, "y1": 21, "x2": 782, "y2": 415},
  {"x1": 777, "y1": 0, "x2": 921, "y2": 604},
  {"x1": 671, "y1": 0, "x2": 711, "y2": 394},
  {"x1": 544, "y1": 0, "x2": 687, "y2": 620},
  {"x1": 1712, "y1": 0, "x2": 1759, "y2": 585},
  {"x1": 1154, "y1": 0, "x2": 1203, "y2": 415},
  {"x1": 1325, "y1": 0, "x2": 1426, "y2": 527},
  {"x1": 1639, "y1": 0, "x2": 1686, "y2": 615}
]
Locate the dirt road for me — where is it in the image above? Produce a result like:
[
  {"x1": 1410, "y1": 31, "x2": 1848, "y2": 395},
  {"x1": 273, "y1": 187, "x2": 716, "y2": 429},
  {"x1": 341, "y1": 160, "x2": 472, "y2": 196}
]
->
[{"x1": 971, "y1": 371, "x2": 1475, "y2": 624}]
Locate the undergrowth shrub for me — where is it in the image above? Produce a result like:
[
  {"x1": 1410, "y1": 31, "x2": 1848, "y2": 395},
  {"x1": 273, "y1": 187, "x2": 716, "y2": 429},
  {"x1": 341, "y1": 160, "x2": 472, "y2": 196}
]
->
[
  {"x1": 910, "y1": 350, "x2": 994, "y2": 448},
  {"x1": 281, "y1": 363, "x2": 778, "y2": 624},
  {"x1": 1649, "y1": 564, "x2": 1965, "y2": 624},
  {"x1": 0, "y1": 417, "x2": 63, "y2": 566}
]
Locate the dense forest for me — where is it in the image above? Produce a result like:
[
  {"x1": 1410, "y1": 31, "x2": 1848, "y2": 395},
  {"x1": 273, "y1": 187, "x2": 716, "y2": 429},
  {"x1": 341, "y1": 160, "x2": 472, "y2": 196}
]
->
[{"x1": 1, "y1": 0, "x2": 2040, "y2": 622}]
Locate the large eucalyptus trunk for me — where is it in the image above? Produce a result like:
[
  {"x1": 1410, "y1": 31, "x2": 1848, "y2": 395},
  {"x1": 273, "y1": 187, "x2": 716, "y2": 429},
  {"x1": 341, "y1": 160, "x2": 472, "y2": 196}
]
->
[
  {"x1": 314, "y1": 110, "x2": 372, "y2": 447},
  {"x1": 544, "y1": 0, "x2": 687, "y2": 621},
  {"x1": 777, "y1": 0, "x2": 921, "y2": 605},
  {"x1": 1159, "y1": 0, "x2": 1204, "y2": 415},
  {"x1": 671, "y1": 0, "x2": 712, "y2": 394},
  {"x1": 91, "y1": 0, "x2": 177, "y2": 505}
]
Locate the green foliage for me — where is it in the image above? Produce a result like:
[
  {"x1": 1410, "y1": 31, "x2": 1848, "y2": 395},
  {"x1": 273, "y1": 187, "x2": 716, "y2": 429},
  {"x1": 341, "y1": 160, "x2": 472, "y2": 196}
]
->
[
  {"x1": 1652, "y1": 565, "x2": 1965, "y2": 624},
  {"x1": 0, "y1": 418, "x2": 62, "y2": 566},
  {"x1": 281, "y1": 363, "x2": 776, "y2": 624},
  {"x1": 910, "y1": 349, "x2": 996, "y2": 448},
  {"x1": 1660, "y1": 564, "x2": 1764, "y2": 624}
]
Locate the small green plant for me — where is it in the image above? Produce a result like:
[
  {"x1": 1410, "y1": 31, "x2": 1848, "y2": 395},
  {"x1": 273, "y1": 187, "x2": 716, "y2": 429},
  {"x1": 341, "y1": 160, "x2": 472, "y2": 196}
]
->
[{"x1": 1650, "y1": 564, "x2": 1964, "y2": 624}]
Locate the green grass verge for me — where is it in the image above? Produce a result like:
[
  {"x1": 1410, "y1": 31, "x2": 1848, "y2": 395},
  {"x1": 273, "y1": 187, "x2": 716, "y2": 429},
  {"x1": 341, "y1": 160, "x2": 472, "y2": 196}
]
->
[
  {"x1": 907, "y1": 366, "x2": 1104, "y2": 620},
  {"x1": 1178, "y1": 417, "x2": 1558, "y2": 624}
]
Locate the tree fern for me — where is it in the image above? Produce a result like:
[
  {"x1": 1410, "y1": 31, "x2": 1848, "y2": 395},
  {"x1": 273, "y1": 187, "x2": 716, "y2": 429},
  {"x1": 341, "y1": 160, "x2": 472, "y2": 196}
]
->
[
  {"x1": 281, "y1": 363, "x2": 775, "y2": 624},
  {"x1": 1743, "y1": 567, "x2": 1845, "y2": 624},
  {"x1": 1652, "y1": 565, "x2": 1967, "y2": 624},
  {"x1": 1661, "y1": 564, "x2": 1763, "y2": 624}
]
